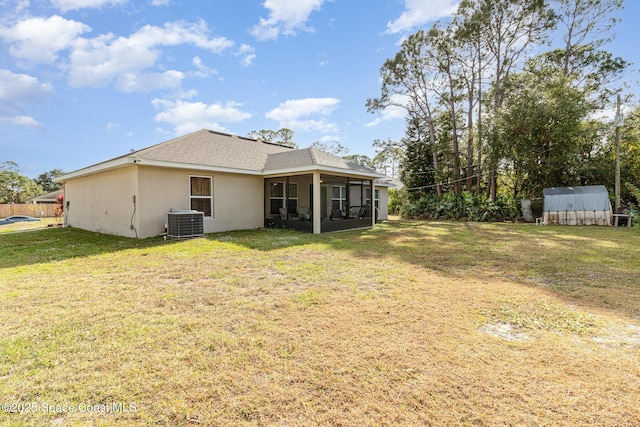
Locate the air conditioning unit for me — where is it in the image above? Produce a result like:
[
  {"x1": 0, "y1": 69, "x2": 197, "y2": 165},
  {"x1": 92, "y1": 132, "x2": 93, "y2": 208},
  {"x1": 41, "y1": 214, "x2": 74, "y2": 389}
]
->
[{"x1": 166, "y1": 210, "x2": 204, "y2": 239}]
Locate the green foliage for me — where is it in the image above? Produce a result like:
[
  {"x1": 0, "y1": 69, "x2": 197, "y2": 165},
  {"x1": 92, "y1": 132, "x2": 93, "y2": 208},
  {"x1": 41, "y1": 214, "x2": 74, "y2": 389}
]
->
[
  {"x1": 625, "y1": 183, "x2": 640, "y2": 227},
  {"x1": 369, "y1": 0, "x2": 628, "y2": 203},
  {"x1": 387, "y1": 188, "x2": 406, "y2": 215},
  {"x1": 496, "y1": 68, "x2": 593, "y2": 198},
  {"x1": 619, "y1": 105, "x2": 640, "y2": 202},
  {"x1": 34, "y1": 169, "x2": 65, "y2": 193},
  {"x1": 247, "y1": 128, "x2": 298, "y2": 148},
  {"x1": 399, "y1": 191, "x2": 520, "y2": 222},
  {"x1": 310, "y1": 140, "x2": 349, "y2": 156},
  {"x1": 0, "y1": 162, "x2": 44, "y2": 204},
  {"x1": 342, "y1": 154, "x2": 374, "y2": 169},
  {"x1": 400, "y1": 116, "x2": 441, "y2": 200},
  {"x1": 372, "y1": 138, "x2": 403, "y2": 178}
]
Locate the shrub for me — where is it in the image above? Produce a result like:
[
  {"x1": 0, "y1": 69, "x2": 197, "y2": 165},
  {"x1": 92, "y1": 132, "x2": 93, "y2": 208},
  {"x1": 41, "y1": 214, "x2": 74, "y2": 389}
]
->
[
  {"x1": 399, "y1": 191, "x2": 521, "y2": 222},
  {"x1": 388, "y1": 188, "x2": 405, "y2": 215},
  {"x1": 624, "y1": 182, "x2": 640, "y2": 227}
]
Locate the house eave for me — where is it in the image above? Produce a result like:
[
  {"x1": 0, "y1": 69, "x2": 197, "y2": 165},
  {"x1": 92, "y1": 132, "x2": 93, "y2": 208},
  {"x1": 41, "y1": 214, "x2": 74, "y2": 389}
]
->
[
  {"x1": 262, "y1": 165, "x2": 385, "y2": 180},
  {"x1": 54, "y1": 157, "x2": 132, "y2": 183},
  {"x1": 134, "y1": 159, "x2": 264, "y2": 175},
  {"x1": 56, "y1": 159, "x2": 384, "y2": 183},
  {"x1": 55, "y1": 158, "x2": 267, "y2": 182}
]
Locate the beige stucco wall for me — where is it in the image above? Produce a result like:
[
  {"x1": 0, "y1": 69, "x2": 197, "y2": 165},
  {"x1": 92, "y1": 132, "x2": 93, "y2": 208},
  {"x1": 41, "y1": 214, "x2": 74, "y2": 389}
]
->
[
  {"x1": 64, "y1": 165, "x2": 386, "y2": 238},
  {"x1": 377, "y1": 187, "x2": 389, "y2": 221},
  {"x1": 136, "y1": 166, "x2": 265, "y2": 238},
  {"x1": 64, "y1": 165, "x2": 266, "y2": 238},
  {"x1": 64, "y1": 166, "x2": 138, "y2": 238}
]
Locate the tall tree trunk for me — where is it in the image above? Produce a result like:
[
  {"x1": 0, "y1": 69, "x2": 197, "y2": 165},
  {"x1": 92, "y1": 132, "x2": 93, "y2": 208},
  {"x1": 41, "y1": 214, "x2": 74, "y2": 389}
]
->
[
  {"x1": 466, "y1": 94, "x2": 475, "y2": 192},
  {"x1": 426, "y1": 116, "x2": 442, "y2": 198},
  {"x1": 447, "y1": 78, "x2": 462, "y2": 194},
  {"x1": 476, "y1": 48, "x2": 483, "y2": 195}
]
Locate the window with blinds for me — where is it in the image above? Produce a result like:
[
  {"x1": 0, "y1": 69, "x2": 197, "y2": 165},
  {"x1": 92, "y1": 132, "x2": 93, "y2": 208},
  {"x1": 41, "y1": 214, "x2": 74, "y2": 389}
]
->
[{"x1": 190, "y1": 176, "x2": 213, "y2": 217}]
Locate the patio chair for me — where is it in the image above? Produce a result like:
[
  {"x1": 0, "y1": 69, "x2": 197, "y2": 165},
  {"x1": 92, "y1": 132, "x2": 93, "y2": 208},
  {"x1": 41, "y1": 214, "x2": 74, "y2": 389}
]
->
[
  {"x1": 331, "y1": 209, "x2": 343, "y2": 220},
  {"x1": 296, "y1": 207, "x2": 310, "y2": 220}
]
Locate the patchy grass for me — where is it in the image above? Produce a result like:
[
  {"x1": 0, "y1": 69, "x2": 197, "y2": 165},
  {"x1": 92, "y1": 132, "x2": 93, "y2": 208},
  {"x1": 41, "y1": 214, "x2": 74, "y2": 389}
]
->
[{"x1": 1, "y1": 220, "x2": 639, "y2": 426}]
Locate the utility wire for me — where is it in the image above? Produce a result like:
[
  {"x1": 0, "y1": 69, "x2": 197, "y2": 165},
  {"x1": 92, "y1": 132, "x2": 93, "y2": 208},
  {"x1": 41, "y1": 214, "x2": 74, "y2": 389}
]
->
[{"x1": 405, "y1": 169, "x2": 496, "y2": 191}]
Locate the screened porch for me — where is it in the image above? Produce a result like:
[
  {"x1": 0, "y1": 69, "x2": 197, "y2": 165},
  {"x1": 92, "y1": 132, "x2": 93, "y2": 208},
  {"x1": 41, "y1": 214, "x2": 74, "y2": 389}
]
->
[{"x1": 264, "y1": 173, "x2": 378, "y2": 233}]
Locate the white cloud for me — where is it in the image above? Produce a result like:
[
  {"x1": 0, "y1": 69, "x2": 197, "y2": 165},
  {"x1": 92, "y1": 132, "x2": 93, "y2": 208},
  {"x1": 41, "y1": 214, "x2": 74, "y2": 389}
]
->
[
  {"x1": 0, "y1": 69, "x2": 52, "y2": 130},
  {"x1": 236, "y1": 44, "x2": 256, "y2": 67},
  {"x1": 150, "y1": 0, "x2": 170, "y2": 6},
  {"x1": 115, "y1": 70, "x2": 184, "y2": 93},
  {"x1": 251, "y1": 0, "x2": 325, "y2": 41},
  {"x1": 68, "y1": 21, "x2": 233, "y2": 90},
  {"x1": 365, "y1": 94, "x2": 407, "y2": 127},
  {"x1": 365, "y1": 105, "x2": 405, "y2": 127},
  {"x1": 50, "y1": 0, "x2": 127, "y2": 12},
  {"x1": 0, "y1": 15, "x2": 91, "y2": 64},
  {"x1": 0, "y1": 115, "x2": 45, "y2": 130},
  {"x1": 0, "y1": 69, "x2": 53, "y2": 104},
  {"x1": 266, "y1": 97, "x2": 340, "y2": 132},
  {"x1": 192, "y1": 56, "x2": 218, "y2": 78},
  {"x1": 386, "y1": 0, "x2": 459, "y2": 34},
  {"x1": 152, "y1": 98, "x2": 252, "y2": 134}
]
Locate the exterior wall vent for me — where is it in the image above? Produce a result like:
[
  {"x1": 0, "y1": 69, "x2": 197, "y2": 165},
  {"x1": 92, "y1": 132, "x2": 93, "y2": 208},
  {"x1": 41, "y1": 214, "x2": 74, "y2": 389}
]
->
[{"x1": 166, "y1": 210, "x2": 204, "y2": 238}]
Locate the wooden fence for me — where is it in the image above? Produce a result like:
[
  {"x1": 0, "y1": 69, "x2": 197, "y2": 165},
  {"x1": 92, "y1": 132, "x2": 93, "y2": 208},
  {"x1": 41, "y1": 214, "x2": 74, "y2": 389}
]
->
[{"x1": 0, "y1": 204, "x2": 58, "y2": 218}]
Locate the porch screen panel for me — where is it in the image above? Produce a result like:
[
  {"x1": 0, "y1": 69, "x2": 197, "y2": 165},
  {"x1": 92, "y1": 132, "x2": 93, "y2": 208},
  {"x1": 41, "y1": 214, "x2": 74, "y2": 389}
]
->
[
  {"x1": 331, "y1": 186, "x2": 346, "y2": 211},
  {"x1": 287, "y1": 183, "x2": 298, "y2": 213},
  {"x1": 366, "y1": 187, "x2": 380, "y2": 209},
  {"x1": 270, "y1": 182, "x2": 284, "y2": 214}
]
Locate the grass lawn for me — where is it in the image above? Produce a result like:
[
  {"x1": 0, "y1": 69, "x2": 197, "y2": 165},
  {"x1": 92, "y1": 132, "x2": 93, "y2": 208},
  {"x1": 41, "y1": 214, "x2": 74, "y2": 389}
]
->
[
  {"x1": 0, "y1": 217, "x2": 59, "y2": 234},
  {"x1": 1, "y1": 219, "x2": 639, "y2": 426}
]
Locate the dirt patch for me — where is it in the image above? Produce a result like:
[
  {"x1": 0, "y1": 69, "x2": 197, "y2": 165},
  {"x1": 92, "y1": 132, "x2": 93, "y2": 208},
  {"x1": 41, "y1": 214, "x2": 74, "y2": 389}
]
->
[{"x1": 479, "y1": 322, "x2": 531, "y2": 342}]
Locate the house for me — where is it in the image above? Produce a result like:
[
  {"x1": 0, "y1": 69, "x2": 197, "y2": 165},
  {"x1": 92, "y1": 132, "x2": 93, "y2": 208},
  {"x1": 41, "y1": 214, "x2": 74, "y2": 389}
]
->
[
  {"x1": 542, "y1": 185, "x2": 612, "y2": 225},
  {"x1": 54, "y1": 129, "x2": 388, "y2": 238},
  {"x1": 26, "y1": 189, "x2": 63, "y2": 204}
]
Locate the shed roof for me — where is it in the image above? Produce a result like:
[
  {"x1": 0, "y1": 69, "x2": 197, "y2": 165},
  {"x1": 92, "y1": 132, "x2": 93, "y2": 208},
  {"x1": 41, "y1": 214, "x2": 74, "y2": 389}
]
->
[{"x1": 543, "y1": 185, "x2": 611, "y2": 212}]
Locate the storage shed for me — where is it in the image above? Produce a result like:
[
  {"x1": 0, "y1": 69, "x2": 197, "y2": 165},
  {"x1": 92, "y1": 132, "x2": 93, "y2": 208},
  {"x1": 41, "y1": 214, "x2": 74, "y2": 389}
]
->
[{"x1": 542, "y1": 185, "x2": 612, "y2": 225}]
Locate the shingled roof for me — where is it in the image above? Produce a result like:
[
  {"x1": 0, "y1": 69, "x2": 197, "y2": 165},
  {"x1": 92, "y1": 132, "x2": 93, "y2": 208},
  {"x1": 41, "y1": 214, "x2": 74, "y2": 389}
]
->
[
  {"x1": 129, "y1": 129, "x2": 292, "y2": 171},
  {"x1": 263, "y1": 147, "x2": 377, "y2": 175},
  {"x1": 57, "y1": 129, "x2": 382, "y2": 181}
]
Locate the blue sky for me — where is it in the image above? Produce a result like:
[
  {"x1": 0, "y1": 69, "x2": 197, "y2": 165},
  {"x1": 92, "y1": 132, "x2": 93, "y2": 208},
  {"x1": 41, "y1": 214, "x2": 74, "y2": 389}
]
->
[{"x1": 0, "y1": 0, "x2": 638, "y2": 178}]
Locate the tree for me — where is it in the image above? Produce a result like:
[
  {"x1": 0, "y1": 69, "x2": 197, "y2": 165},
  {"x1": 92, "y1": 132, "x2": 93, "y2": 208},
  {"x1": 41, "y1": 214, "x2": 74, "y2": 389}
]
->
[
  {"x1": 618, "y1": 104, "x2": 640, "y2": 203},
  {"x1": 554, "y1": 0, "x2": 624, "y2": 79},
  {"x1": 474, "y1": 0, "x2": 556, "y2": 199},
  {"x1": 372, "y1": 138, "x2": 403, "y2": 178},
  {"x1": 366, "y1": 29, "x2": 446, "y2": 196},
  {"x1": 400, "y1": 116, "x2": 437, "y2": 200},
  {"x1": 310, "y1": 140, "x2": 349, "y2": 156},
  {"x1": 496, "y1": 68, "x2": 591, "y2": 198},
  {"x1": 0, "y1": 162, "x2": 43, "y2": 203},
  {"x1": 454, "y1": 1, "x2": 487, "y2": 193},
  {"x1": 342, "y1": 154, "x2": 374, "y2": 169},
  {"x1": 247, "y1": 128, "x2": 298, "y2": 148},
  {"x1": 35, "y1": 169, "x2": 65, "y2": 193}
]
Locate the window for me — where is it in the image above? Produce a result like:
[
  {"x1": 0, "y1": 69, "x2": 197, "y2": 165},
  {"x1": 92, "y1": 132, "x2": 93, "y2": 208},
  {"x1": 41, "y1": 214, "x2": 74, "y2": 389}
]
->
[
  {"x1": 270, "y1": 182, "x2": 297, "y2": 215},
  {"x1": 190, "y1": 176, "x2": 212, "y2": 217},
  {"x1": 331, "y1": 185, "x2": 346, "y2": 211},
  {"x1": 365, "y1": 188, "x2": 380, "y2": 209}
]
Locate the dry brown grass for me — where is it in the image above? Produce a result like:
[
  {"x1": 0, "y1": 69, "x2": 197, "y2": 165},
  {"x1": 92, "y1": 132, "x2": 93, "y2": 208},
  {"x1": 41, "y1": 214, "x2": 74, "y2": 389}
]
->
[{"x1": 1, "y1": 220, "x2": 639, "y2": 426}]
